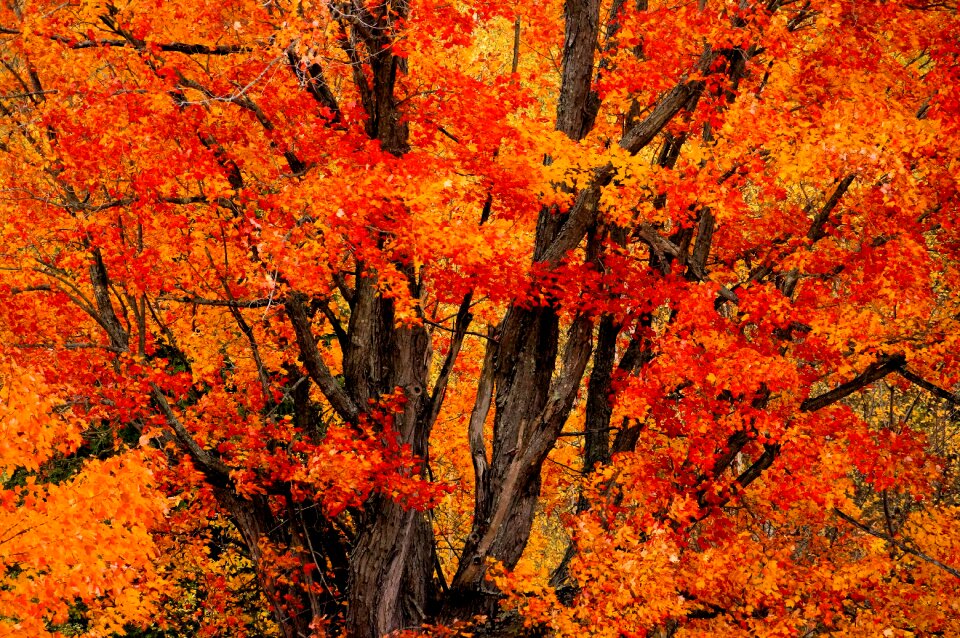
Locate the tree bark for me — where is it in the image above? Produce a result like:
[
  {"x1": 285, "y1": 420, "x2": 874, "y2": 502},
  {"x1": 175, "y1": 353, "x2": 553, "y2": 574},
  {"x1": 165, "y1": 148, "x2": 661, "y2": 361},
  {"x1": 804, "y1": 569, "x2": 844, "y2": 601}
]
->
[{"x1": 340, "y1": 275, "x2": 440, "y2": 638}]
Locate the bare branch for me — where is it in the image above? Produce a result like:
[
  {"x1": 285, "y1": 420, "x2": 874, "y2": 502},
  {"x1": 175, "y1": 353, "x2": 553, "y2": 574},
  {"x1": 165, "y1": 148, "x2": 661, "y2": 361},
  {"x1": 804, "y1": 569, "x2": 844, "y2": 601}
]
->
[
  {"x1": 619, "y1": 79, "x2": 704, "y2": 154},
  {"x1": 537, "y1": 314, "x2": 594, "y2": 445},
  {"x1": 898, "y1": 368, "x2": 960, "y2": 406},
  {"x1": 0, "y1": 24, "x2": 251, "y2": 54},
  {"x1": 150, "y1": 382, "x2": 232, "y2": 481},
  {"x1": 425, "y1": 293, "x2": 473, "y2": 431},
  {"x1": 556, "y1": 0, "x2": 602, "y2": 140},
  {"x1": 316, "y1": 299, "x2": 348, "y2": 349},
  {"x1": 808, "y1": 174, "x2": 855, "y2": 241},
  {"x1": 688, "y1": 208, "x2": 716, "y2": 278},
  {"x1": 287, "y1": 45, "x2": 342, "y2": 122},
  {"x1": 735, "y1": 443, "x2": 781, "y2": 488},
  {"x1": 157, "y1": 295, "x2": 276, "y2": 308},
  {"x1": 89, "y1": 248, "x2": 129, "y2": 351}
]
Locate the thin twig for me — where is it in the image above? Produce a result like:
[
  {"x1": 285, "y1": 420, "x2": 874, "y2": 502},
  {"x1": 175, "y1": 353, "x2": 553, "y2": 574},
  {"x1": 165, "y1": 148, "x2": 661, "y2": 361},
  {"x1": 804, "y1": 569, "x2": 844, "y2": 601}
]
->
[{"x1": 834, "y1": 508, "x2": 960, "y2": 580}]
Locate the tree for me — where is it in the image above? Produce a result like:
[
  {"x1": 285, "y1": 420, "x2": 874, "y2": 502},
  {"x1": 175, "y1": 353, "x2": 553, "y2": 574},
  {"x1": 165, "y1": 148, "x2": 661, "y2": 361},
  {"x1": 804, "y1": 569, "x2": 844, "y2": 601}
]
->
[{"x1": 0, "y1": 0, "x2": 958, "y2": 635}]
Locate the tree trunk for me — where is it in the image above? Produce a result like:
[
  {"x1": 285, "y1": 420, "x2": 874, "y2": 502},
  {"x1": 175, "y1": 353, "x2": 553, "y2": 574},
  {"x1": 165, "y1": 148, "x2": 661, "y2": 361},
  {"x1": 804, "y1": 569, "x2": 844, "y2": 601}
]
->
[
  {"x1": 446, "y1": 0, "x2": 606, "y2": 609},
  {"x1": 347, "y1": 498, "x2": 436, "y2": 637},
  {"x1": 343, "y1": 277, "x2": 439, "y2": 638}
]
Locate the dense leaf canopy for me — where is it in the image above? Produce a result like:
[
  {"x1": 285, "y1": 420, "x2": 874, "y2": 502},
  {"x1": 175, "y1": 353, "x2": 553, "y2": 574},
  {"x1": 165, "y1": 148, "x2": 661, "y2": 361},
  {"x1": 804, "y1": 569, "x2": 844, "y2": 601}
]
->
[{"x1": 0, "y1": 0, "x2": 958, "y2": 636}]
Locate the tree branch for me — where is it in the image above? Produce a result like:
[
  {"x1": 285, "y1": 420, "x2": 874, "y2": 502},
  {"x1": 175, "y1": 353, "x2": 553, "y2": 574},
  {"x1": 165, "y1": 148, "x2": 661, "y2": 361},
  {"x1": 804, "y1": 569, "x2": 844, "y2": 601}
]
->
[
  {"x1": 834, "y1": 508, "x2": 960, "y2": 580},
  {"x1": 287, "y1": 45, "x2": 342, "y2": 122},
  {"x1": 800, "y1": 354, "x2": 906, "y2": 412},
  {"x1": 0, "y1": 24, "x2": 251, "y2": 54},
  {"x1": 158, "y1": 295, "x2": 276, "y2": 308},
  {"x1": 286, "y1": 293, "x2": 360, "y2": 423},
  {"x1": 150, "y1": 382, "x2": 232, "y2": 483},
  {"x1": 619, "y1": 78, "x2": 705, "y2": 154},
  {"x1": 735, "y1": 443, "x2": 781, "y2": 488},
  {"x1": 687, "y1": 208, "x2": 716, "y2": 278},
  {"x1": 316, "y1": 299, "x2": 348, "y2": 349},
  {"x1": 425, "y1": 293, "x2": 473, "y2": 431},
  {"x1": 556, "y1": 0, "x2": 602, "y2": 141},
  {"x1": 88, "y1": 248, "x2": 129, "y2": 351},
  {"x1": 898, "y1": 368, "x2": 960, "y2": 406},
  {"x1": 536, "y1": 313, "x2": 594, "y2": 450},
  {"x1": 467, "y1": 326, "x2": 497, "y2": 521},
  {"x1": 807, "y1": 173, "x2": 855, "y2": 241}
]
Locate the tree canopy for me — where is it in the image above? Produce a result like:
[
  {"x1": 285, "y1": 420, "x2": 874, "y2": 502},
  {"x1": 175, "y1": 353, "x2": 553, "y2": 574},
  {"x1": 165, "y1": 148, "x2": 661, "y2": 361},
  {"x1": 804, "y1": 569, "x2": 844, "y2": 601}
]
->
[{"x1": 0, "y1": 0, "x2": 959, "y2": 636}]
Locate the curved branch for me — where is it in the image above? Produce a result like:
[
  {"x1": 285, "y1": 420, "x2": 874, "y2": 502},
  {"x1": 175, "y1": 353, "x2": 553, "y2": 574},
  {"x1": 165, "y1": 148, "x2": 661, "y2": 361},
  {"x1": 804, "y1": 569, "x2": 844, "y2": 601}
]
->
[
  {"x1": 800, "y1": 354, "x2": 906, "y2": 412},
  {"x1": 286, "y1": 293, "x2": 360, "y2": 423},
  {"x1": 150, "y1": 382, "x2": 231, "y2": 484},
  {"x1": 898, "y1": 368, "x2": 960, "y2": 406}
]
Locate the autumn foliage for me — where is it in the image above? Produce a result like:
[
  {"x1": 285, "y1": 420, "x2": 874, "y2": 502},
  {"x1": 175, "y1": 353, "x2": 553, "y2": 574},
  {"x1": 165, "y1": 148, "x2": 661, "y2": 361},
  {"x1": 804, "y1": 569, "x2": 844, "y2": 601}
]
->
[{"x1": 0, "y1": 0, "x2": 959, "y2": 635}]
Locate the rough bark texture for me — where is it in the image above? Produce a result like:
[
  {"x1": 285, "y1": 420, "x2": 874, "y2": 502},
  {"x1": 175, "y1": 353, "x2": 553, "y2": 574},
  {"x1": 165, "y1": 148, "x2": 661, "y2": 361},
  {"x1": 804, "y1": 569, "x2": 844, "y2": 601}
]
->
[
  {"x1": 306, "y1": 4, "x2": 442, "y2": 632},
  {"x1": 341, "y1": 274, "x2": 439, "y2": 638},
  {"x1": 447, "y1": 0, "x2": 724, "y2": 607},
  {"x1": 282, "y1": 276, "x2": 441, "y2": 638},
  {"x1": 449, "y1": 305, "x2": 561, "y2": 593},
  {"x1": 347, "y1": 498, "x2": 436, "y2": 637},
  {"x1": 584, "y1": 314, "x2": 620, "y2": 471},
  {"x1": 807, "y1": 174, "x2": 856, "y2": 241},
  {"x1": 216, "y1": 492, "x2": 320, "y2": 638},
  {"x1": 557, "y1": 0, "x2": 603, "y2": 140},
  {"x1": 446, "y1": 0, "x2": 606, "y2": 606}
]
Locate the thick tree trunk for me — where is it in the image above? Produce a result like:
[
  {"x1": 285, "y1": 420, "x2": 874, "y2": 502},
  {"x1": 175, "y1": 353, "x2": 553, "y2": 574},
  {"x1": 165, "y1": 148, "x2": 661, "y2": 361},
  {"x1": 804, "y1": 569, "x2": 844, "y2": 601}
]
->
[
  {"x1": 288, "y1": 0, "x2": 730, "y2": 629},
  {"x1": 342, "y1": 277, "x2": 439, "y2": 638},
  {"x1": 311, "y1": 6, "x2": 441, "y2": 628},
  {"x1": 447, "y1": 0, "x2": 605, "y2": 608},
  {"x1": 347, "y1": 499, "x2": 436, "y2": 637},
  {"x1": 448, "y1": 303, "x2": 560, "y2": 599},
  {"x1": 449, "y1": 310, "x2": 593, "y2": 603}
]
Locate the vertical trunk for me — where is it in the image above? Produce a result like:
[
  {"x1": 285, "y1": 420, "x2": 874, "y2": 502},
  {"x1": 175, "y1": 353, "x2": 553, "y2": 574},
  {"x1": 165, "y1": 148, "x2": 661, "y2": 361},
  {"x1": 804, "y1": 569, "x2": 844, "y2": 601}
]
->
[
  {"x1": 344, "y1": 276, "x2": 439, "y2": 638},
  {"x1": 557, "y1": 0, "x2": 603, "y2": 140},
  {"x1": 346, "y1": 498, "x2": 436, "y2": 637},
  {"x1": 450, "y1": 309, "x2": 594, "y2": 599},
  {"x1": 583, "y1": 314, "x2": 620, "y2": 471},
  {"x1": 450, "y1": 306, "x2": 560, "y2": 594},
  {"x1": 486, "y1": 305, "x2": 560, "y2": 560},
  {"x1": 328, "y1": 7, "x2": 440, "y2": 625},
  {"x1": 447, "y1": 0, "x2": 604, "y2": 609}
]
